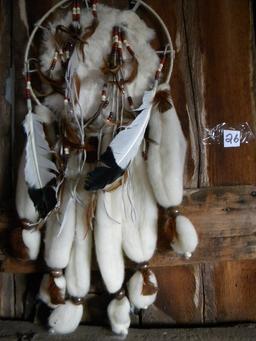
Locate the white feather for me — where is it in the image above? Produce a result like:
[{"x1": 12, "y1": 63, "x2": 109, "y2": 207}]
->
[
  {"x1": 107, "y1": 296, "x2": 131, "y2": 335},
  {"x1": 127, "y1": 270, "x2": 158, "y2": 310},
  {"x1": 147, "y1": 84, "x2": 187, "y2": 207},
  {"x1": 109, "y1": 88, "x2": 156, "y2": 170},
  {"x1": 23, "y1": 112, "x2": 57, "y2": 189},
  {"x1": 49, "y1": 300, "x2": 83, "y2": 334},
  {"x1": 171, "y1": 215, "x2": 198, "y2": 257}
]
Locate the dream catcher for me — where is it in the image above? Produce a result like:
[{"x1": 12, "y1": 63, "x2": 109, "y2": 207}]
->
[{"x1": 11, "y1": 0, "x2": 198, "y2": 335}]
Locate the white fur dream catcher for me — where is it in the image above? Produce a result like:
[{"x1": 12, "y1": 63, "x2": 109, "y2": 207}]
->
[{"x1": 10, "y1": 0, "x2": 198, "y2": 335}]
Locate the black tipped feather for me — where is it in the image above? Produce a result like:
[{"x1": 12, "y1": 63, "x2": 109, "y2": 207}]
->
[
  {"x1": 28, "y1": 185, "x2": 57, "y2": 218},
  {"x1": 84, "y1": 166, "x2": 124, "y2": 191}
]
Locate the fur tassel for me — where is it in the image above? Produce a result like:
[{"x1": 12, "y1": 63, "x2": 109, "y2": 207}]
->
[
  {"x1": 107, "y1": 296, "x2": 131, "y2": 335},
  {"x1": 170, "y1": 215, "x2": 198, "y2": 258},
  {"x1": 44, "y1": 185, "x2": 76, "y2": 269},
  {"x1": 127, "y1": 269, "x2": 158, "y2": 310},
  {"x1": 121, "y1": 150, "x2": 158, "y2": 263},
  {"x1": 48, "y1": 274, "x2": 66, "y2": 305},
  {"x1": 48, "y1": 300, "x2": 83, "y2": 334},
  {"x1": 65, "y1": 190, "x2": 92, "y2": 298},
  {"x1": 13, "y1": 152, "x2": 40, "y2": 260},
  {"x1": 147, "y1": 83, "x2": 187, "y2": 208},
  {"x1": 39, "y1": 273, "x2": 66, "y2": 307},
  {"x1": 94, "y1": 189, "x2": 124, "y2": 293},
  {"x1": 22, "y1": 229, "x2": 41, "y2": 260}
]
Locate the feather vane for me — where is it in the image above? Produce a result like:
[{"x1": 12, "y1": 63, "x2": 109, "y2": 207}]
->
[
  {"x1": 106, "y1": 88, "x2": 156, "y2": 170},
  {"x1": 84, "y1": 88, "x2": 156, "y2": 191},
  {"x1": 23, "y1": 112, "x2": 58, "y2": 189}
]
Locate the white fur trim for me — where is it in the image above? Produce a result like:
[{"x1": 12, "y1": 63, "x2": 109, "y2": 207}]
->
[
  {"x1": 44, "y1": 185, "x2": 76, "y2": 269},
  {"x1": 65, "y1": 191, "x2": 92, "y2": 298},
  {"x1": 40, "y1": 5, "x2": 158, "y2": 116},
  {"x1": 122, "y1": 150, "x2": 158, "y2": 263},
  {"x1": 107, "y1": 296, "x2": 131, "y2": 335},
  {"x1": 127, "y1": 270, "x2": 157, "y2": 310},
  {"x1": 48, "y1": 300, "x2": 83, "y2": 334},
  {"x1": 171, "y1": 215, "x2": 198, "y2": 256},
  {"x1": 147, "y1": 85, "x2": 187, "y2": 207},
  {"x1": 22, "y1": 229, "x2": 41, "y2": 260},
  {"x1": 94, "y1": 189, "x2": 124, "y2": 294}
]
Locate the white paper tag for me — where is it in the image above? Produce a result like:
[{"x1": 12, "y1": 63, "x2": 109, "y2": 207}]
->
[{"x1": 223, "y1": 130, "x2": 241, "y2": 148}]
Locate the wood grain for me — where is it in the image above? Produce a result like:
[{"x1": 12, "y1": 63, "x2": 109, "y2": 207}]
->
[
  {"x1": 184, "y1": 0, "x2": 256, "y2": 187},
  {"x1": 0, "y1": 0, "x2": 12, "y2": 210}
]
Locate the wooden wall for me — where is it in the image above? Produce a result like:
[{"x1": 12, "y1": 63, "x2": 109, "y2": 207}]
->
[{"x1": 0, "y1": 0, "x2": 256, "y2": 326}]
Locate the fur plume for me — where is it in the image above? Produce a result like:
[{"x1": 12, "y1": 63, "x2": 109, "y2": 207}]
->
[
  {"x1": 121, "y1": 150, "x2": 158, "y2": 264},
  {"x1": 127, "y1": 269, "x2": 158, "y2": 310},
  {"x1": 107, "y1": 296, "x2": 131, "y2": 335},
  {"x1": 44, "y1": 187, "x2": 76, "y2": 270},
  {"x1": 48, "y1": 300, "x2": 83, "y2": 334},
  {"x1": 147, "y1": 84, "x2": 187, "y2": 207},
  {"x1": 48, "y1": 274, "x2": 66, "y2": 305},
  {"x1": 65, "y1": 189, "x2": 92, "y2": 298},
  {"x1": 171, "y1": 215, "x2": 198, "y2": 258},
  {"x1": 22, "y1": 229, "x2": 41, "y2": 260},
  {"x1": 94, "y1": 189, "x2": 124, "y2": 293}
]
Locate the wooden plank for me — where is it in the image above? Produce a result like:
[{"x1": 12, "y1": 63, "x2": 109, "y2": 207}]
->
[
  {"x1": 184, "y1": 0, "x2": 256, "y2": 324},
  {"x1": 0, "y1": 273, "x2": 15, "y2": 318},
  {"x1": 184, "y1": 0, "x2": 256, "y2": 187},
  {"x1": 142, "y1": 265, "x2": 204, "y2": 325},
  {"x1": 0, "y1": 0, "x2": 12, "y2": 210},
  {"x1": 0, "y1": 321, "x2": 256, "y2": 340},
  {"x1": 0, "y1": 185, "x2": 255, "y2": 272}
]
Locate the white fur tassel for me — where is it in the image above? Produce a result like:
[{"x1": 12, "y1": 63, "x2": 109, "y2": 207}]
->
[
  {"x1": 107, "y1": 296, "x2": 131, "y2": 335},
  {"x1": 16, "y1": 151, "x2": 41, "y2": 260},
  {"x1": 22, "y1": 229, "x2": 41, "y2": 260},
  {"x1": 171, "y1": 215, "x2": 198, "y2": 258},
  {"x1": 122, "y1": 150, "x2": 158, "y2": 264},
  {"x1": 94, "y1": 189, "x2": 124, "y2": 293},
  {"x1": 39, "y1": 274, "x2": 66, "y2": 309},
  {"x1": 44, "y1": 186, "x2": 76, "y2": 269},
  {"x1": 127, "y1": 270, "x2": 158, "y2": 310},
  {"x1": 147, "y1": 84, "x2": 187, "y2": 207},
  {"x1": 48, "y1": 300, "x2": 83, "y2": 334}
]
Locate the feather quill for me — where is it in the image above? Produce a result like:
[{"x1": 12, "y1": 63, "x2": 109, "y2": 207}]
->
[{"x1": 85, "y1": 88, "x2": 156, "y2": 191}]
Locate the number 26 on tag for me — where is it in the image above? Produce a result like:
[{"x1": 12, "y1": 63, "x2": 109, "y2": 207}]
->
[{"x1": 223, "y1": 130, "x2": 241, "y2": 148}]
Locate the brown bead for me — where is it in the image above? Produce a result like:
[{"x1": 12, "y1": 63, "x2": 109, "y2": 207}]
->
[{"x1": 71, "y1": 296, "x2": 84, "y2": 305}]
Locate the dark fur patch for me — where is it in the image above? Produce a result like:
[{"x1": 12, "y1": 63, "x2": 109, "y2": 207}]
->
[
  {"x1": 48, "y1": 274, "x2": 65, "y2": 305},
  {"x1": 8, "y1": 227, "x2": 29, "y2": 261},
  {"x1": 153, "y1": 89, "x2": 173, "y2": 113},
  {"x1": 140, "y1": 268, "x2": 158, "y2": 296}
]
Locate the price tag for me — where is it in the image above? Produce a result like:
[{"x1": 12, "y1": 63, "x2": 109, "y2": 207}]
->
[{"x1": 223, "y1": 130, "x2": 241, "y2": 148}]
